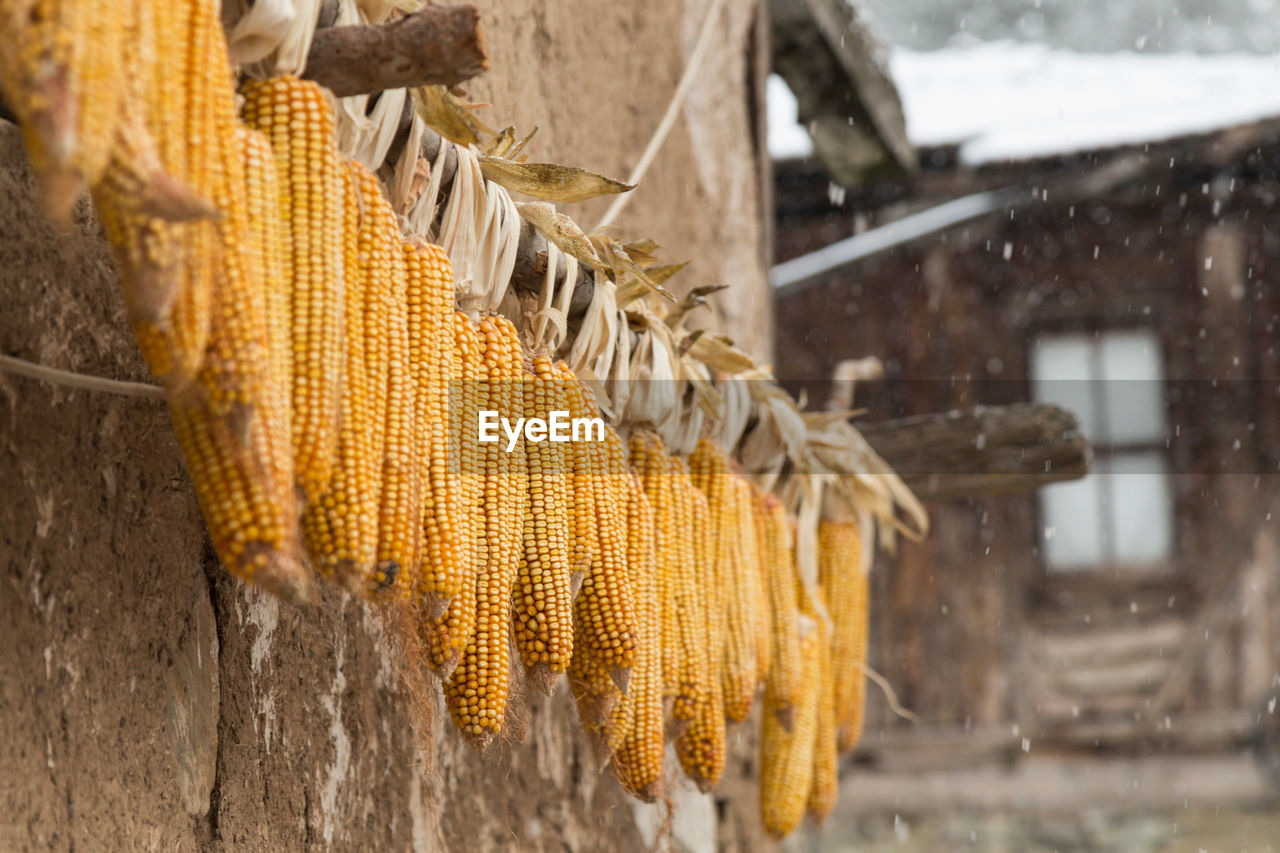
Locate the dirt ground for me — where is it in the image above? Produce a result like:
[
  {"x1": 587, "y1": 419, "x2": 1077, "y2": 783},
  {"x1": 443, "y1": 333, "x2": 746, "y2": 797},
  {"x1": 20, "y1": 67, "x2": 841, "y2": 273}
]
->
[
  {"x1": 794, "y1": 807, "x2": 1280, "y2": 853},
  {"x1": 0, "y1": 1, "x2": 770, "y2": 849}
]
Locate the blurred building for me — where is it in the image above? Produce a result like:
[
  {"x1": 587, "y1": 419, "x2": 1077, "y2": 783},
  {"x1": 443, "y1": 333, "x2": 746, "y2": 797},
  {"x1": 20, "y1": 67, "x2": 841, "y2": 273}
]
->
[{"x1": 771, "y1": 40, "x2": 1280, "y2": 834}]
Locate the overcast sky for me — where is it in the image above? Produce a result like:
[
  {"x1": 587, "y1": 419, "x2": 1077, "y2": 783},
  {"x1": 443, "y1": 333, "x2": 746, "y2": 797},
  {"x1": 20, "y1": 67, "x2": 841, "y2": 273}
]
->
[{"x1": 863, "y1": 0, "x2": 1280, "y2": 53}]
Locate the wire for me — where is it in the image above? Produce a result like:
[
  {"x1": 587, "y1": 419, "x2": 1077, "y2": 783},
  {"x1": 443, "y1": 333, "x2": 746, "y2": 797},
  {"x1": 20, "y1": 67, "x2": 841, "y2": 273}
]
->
[
  {"x1": 0, "y1": 354, "x2": 164, "y2": 400},
  {"x1": 592, "y1": 0, "x2": 730, "y2": 232},
  {"x1": 858, "y1": 661, "x2": 921, "y2": 724}
]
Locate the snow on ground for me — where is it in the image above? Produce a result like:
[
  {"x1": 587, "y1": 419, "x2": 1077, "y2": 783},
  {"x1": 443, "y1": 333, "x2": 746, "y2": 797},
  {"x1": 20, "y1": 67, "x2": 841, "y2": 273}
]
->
[{"x1": 768, "y1": 42, "x2": 1280, "y2": 164}]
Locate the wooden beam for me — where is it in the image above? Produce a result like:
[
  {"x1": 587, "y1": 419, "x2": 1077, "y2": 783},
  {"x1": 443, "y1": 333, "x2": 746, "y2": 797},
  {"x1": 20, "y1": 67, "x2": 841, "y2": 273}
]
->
[
  {"x1": 301, "y1": 4, "x2": 488, "y2": 97},
  {"x1": 850, "y1": 711, "x2": 1262, "y2": 774},
  {"x1": 768, "y1": 0, "x2": 913, "y2": 184},
  {"x1": 858, "y1": 403, "x2": 1091, "y2": 500}
]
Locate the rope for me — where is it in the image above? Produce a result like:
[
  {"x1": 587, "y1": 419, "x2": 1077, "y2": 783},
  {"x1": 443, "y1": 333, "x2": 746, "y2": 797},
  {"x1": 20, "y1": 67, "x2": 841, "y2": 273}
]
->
[
  {"x1": 592, "y1": 0, "x2": 729, "y2": 232},
  {"x1": 0, "y1": 354, "x2": 164, "y2": 400}
]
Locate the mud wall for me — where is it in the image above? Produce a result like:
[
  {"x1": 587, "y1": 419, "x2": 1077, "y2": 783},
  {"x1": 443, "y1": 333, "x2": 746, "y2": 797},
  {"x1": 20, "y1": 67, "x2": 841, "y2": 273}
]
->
[{"x1": 0, "y1": 1, "x2": 770, "y2": 849}]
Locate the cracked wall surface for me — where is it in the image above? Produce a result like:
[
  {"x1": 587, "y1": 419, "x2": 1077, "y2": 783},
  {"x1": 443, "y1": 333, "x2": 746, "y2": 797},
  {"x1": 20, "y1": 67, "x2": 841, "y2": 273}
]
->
[{"x1": 0, "y1": 1, "x2": 771, "y2": 849}]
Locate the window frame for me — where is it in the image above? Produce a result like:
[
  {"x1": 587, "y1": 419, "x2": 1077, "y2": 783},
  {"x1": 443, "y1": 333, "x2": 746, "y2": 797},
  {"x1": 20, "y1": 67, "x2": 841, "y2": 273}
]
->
[{"x1": 1027, "y1": 321, "x2": 1178, "y2": 577}]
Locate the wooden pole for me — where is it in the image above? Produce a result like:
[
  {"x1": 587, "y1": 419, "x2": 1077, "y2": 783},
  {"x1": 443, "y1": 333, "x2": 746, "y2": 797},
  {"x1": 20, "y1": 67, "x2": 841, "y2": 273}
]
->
[
  {"x1": 301, "y1": 4, "x2": 489, "y2": 97},
  {"x1": 859, "y1": 403, "x2": 1091, "y2": 500}
]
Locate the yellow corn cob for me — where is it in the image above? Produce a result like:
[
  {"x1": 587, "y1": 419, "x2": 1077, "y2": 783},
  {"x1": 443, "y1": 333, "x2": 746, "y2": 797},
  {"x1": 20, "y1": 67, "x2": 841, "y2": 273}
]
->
[
  {"x1": 237, "y1": 127, "x2": 290, "y2": 426},
  {"x1": 607, "y1": 472, "x2": 664, "y2": 802},
  {"x1": 554, "y1": 361, "x2": 597, "y2": 595},
  {"x1": 83, "y1": 0, "x2": 217, "y2": 393},
  {"x1": 241, "y1": 75, "x2": 344, "y2": 501},
  {"x1": 406, "y1": 240, "x2": 460, "y2": 615},
  {"x1": 755, "y1": 491, "x2": 803, "y2": 729},
  {"x1": 819, "y1": 520, "x2": 870, "y2": 752},
  {"x1": 161, "y1": 23, "x2": 306, "y2": 602},
  {"x1": 445, "y1": 315, "x2": 527, "y2": 749},
  {"x1": 665, "y1": 455, "x2": 709, "y2": 730},
  {"x1": 167, "y1": 135, "x2": 308, "y2": 603},
  {"x1": 300, "y1": 162, "x2": 380, "y2": 590},
  {"x1": 569, "y1": 631, "x2": 621, "y2": 745},
  {"x1": 759, "y1": 626, "x2": 822, "y2": 839},
  {"x1": 628, "y1": 430, "x2": 680, "y2": 716},
  {"x1": 807, "y1": 608, "x2": 839, "y2": 824},
  {"x1": 420, "y1": 313, "x2": 483, "y2": 677},
  {"x1": 575, "y1": 424, "x2": 639, "y2": 690},
  {"x1": 514, "y1": 355, "x2": 574, "y2": 694},
  {"x1": 691, "y1": 439, "x2": 761, "y2": 723},
  {"x1": 122, "y1": 0, "x2": 218, "y2": 393},
  {"x1": 0, "y1": 0, "x2": 130, "y2": 221},
  {"x1": 675, "y1": 479, "x2": 726, "y2": 791},
  {"x1": 372, "y1": 193, "x2": 419, "y2": 599},
  {"x1": 747, "y1": 484, "x2": 773, "y2": 689}
]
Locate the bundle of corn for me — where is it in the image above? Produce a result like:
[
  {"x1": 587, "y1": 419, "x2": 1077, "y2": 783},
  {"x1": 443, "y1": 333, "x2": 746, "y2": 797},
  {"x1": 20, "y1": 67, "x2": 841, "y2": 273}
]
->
[
  {"x1": 2, "y1": 0, "x2": 930, "y2": 805},
  {"x1": 818, "y1": 518, "x2": 870, "y2": 752}
]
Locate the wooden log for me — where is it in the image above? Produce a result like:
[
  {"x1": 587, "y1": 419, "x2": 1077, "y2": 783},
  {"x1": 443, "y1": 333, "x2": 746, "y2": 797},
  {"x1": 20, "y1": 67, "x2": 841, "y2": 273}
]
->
[
  {"x1": 859, "y1": 403, "x2": 1091, "y2": 500},
  {"x1": 302, "y1": 4, "x2": 489, "y2": 97}
]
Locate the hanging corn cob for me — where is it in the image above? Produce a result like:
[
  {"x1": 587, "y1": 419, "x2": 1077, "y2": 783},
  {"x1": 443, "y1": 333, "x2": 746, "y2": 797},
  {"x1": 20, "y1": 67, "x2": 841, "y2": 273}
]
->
[
  {"x1": 238, "y1": 127, "x2": 291, "y2": 426},
  {"x1": 666, "y1": 454, "x2": 712, "y2": 732},
  {"x1": 555, "y1": 361, "x2": 597, "y2": 596},
  {"x1": 154, "y1": 0, "x2": 310, "y2": 604},
  {"x1": 445, "y1": 315, "x2": 527, "y2": 749},
  {"x1": 759, "y1": 625, "x2": 822, "y2": 839},
  {"x1": 755, "y1": 491, "x2": 803, "y2": 729},
  {"x1": 406, "y1": 241, "x2": 462, "y2": 616},
  {"x1": 607, "y1": 471, "x2": 664, "y2": 802},
  {"x1": 420, "y1": 313, "x2": 484, "y2": 677},
  {"x1": 569, "y1": 620, "x2": 621, "y2": 741},
  {"x1": 573, "y1": 424, "x2": 639, "y2": 691},
  {"x1": 675, "y1": 478, "x2": 726, "y2": 791},
  {"x1": 123, "y1": 0, "x2": 222, "y2": 393},
  {"x1": 818, "y1": 519, "x2": 870, "y2": 752},
  {"x1": 744, "y1": 482, "x2": 773, "y2": 689},
  {"x1": 241, "y1": 75, "x2": 345, "y2": 502},
  {"x1": 371, "y1": 186, "x2": 419, "y2": 599},
  {"x1": 87, "y1": 0, "x2": 220, "y2": 396},
  {"x1": 807, "y1": 600, "x2": 839, "y2": 824},
  {"x1": 691, "y1": 438, "x2": 761, "y2": 723},
  {"x1": 629, "y1": 430, "x2": 679, "y2": 715},
  {"x1": 513, "y1": 355, "x2": 574, "y2": 694},
  {"x1": 300, "y1": 161, "x2": 380, "y2": 591},
  {"x1": 0, "y1": 0, "x2": 131, "y2": 222}
]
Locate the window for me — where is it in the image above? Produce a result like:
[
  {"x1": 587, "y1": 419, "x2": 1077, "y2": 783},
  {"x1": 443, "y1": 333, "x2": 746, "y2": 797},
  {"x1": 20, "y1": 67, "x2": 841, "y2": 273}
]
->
[{"x1": 1030, "y1": 330, "x2": 1173, "y2": 571}]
